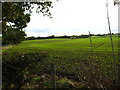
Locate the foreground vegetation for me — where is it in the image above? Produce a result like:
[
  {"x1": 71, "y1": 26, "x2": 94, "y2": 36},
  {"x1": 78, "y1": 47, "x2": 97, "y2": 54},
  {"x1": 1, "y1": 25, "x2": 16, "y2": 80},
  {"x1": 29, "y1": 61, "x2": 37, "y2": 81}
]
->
[{"x1": 3, "y1": 36, "x2": 119, "y2": 89}]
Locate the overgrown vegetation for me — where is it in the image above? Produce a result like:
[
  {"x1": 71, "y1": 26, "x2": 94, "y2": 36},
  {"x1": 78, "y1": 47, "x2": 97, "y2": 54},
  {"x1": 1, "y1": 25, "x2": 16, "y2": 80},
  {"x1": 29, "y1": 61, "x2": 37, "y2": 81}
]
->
[{"x1": 2, "y1": 52, "x2": 47, "y2": 89}]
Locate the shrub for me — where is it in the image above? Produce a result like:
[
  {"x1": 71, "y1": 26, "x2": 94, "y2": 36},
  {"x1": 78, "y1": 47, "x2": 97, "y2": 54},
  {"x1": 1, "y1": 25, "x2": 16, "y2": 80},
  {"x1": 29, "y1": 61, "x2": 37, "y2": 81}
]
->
[{"x1": 2, "y1": 52, "x2": 47, "y2": 89}]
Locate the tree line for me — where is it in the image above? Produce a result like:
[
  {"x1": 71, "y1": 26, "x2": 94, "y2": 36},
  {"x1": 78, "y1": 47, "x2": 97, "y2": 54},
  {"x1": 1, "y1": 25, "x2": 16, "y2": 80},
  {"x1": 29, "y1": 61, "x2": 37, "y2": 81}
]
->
[{"x1": 26, "y1": 33, "x2": 119, "y2": 40}]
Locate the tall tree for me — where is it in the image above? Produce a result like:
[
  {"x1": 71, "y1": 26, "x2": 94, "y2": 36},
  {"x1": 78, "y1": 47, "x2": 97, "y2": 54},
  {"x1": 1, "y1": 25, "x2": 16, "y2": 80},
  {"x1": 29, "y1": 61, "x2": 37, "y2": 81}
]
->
[{"x1": 2, "y1": 1, "x2": 53, "y2": 45}]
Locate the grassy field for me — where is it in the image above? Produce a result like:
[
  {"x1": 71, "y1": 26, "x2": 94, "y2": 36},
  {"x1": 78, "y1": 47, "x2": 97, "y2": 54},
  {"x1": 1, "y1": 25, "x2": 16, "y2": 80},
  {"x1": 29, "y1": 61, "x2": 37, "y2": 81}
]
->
[
  {"x1": 3, "y1": 36, "x2": 119, "y2": 88},
  {"x1": 5, "y1": 36, "x2": 119, "y2": 51}
]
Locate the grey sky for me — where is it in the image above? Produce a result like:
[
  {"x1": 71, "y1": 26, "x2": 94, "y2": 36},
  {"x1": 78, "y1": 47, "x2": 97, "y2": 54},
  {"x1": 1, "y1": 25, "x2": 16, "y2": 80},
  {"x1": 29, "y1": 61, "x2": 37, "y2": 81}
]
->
[{"x1": 25, "y1": 0, "x2": 118, "y2": 37}]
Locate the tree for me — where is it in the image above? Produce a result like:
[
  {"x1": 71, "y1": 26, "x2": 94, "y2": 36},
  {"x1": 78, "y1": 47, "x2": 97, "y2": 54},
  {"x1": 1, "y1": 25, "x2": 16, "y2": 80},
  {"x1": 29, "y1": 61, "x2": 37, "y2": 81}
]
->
[
  {"x1": 27, "y1": 36, "x2": 35, "y2": 40},
  {"x1": 114, "y1": 0, "x2": 120, "y2": 5},
  {"x1": 2, "y1": 1, "x2": 53, "y2": 45}
]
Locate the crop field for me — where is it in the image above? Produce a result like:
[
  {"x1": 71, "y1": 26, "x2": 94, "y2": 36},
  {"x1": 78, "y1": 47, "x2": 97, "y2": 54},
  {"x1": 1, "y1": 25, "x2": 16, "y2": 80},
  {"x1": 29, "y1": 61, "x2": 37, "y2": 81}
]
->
[
  {"x1": 4, "y1": 36, "x2": 119, "y2": 52},
  {"x1": 3, "y1": 36, "x2": 120, "y2": 88}
]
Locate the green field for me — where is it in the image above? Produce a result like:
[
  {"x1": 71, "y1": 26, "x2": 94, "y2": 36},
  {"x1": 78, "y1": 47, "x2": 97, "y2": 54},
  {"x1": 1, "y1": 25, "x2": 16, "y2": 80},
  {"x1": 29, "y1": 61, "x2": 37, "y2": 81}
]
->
[
  {"x1": 4, "y1": 36, "x2": 119, "y2": 52},
  {"x1": 3, "y1": 36, "x2": 120, "y2": 88}
]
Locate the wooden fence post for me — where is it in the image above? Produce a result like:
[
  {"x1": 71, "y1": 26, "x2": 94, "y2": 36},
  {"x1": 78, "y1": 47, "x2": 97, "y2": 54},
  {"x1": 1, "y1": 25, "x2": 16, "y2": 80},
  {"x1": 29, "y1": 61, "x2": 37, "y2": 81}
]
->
[{"x1": 51, "y1": 64, "x2": 56, "y2": 89}]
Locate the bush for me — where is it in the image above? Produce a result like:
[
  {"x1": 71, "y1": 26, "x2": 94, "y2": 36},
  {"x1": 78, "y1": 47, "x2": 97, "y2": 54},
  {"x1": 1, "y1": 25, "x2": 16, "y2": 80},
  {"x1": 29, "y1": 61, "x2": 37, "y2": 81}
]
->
[{"x1": 2, "y1": 52, "x2": 47, "y2": 89}]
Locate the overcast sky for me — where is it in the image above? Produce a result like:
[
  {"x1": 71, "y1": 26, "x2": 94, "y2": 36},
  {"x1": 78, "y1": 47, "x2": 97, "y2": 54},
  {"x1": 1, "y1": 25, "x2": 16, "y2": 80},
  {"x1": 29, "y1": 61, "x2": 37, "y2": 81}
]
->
[{"x1": 25, "y1": 0, "x2": 118, "y2": 37}]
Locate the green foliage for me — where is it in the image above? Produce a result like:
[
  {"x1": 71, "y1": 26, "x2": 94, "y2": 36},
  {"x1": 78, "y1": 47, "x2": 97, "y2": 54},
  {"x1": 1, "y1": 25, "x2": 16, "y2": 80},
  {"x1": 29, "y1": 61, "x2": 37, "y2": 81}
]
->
[
  {"x1": 2, "y1": 52, "x2": 47, "y2": 89},
  {"x1": 2, "y1": 1, "x2": 53, "y2": 45},
  {"x1": 2, "y1": 28, "x2": 26, "y2": 45},
  {"x1": 56, "y1": 78, "x2": 75, "y2": 88},
  {"x1": 32, "y1": 76, "x2": 42, "y2": 82}
]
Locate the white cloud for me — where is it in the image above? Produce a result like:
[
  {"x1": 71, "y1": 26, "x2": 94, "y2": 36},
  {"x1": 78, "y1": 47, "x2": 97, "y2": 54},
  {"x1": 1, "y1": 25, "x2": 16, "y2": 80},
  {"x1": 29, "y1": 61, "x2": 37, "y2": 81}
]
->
[{"x1": 25, "y1": 0, "x2": 118, "y2": 37}]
